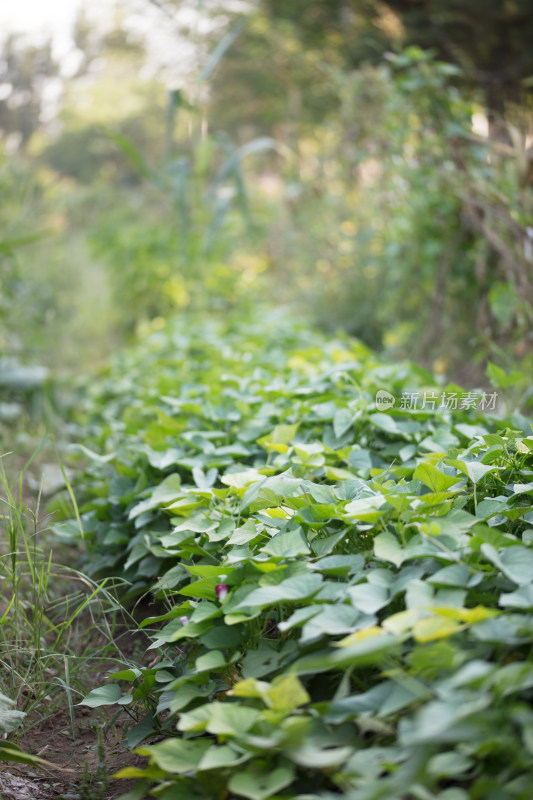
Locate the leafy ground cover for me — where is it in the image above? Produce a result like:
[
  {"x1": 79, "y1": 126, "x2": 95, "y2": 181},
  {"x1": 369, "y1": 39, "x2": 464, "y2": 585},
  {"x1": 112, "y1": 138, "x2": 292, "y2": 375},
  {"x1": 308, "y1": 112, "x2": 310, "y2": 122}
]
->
[{"x1": 58, "y1": 314, "x2": 533, "y2": 800}]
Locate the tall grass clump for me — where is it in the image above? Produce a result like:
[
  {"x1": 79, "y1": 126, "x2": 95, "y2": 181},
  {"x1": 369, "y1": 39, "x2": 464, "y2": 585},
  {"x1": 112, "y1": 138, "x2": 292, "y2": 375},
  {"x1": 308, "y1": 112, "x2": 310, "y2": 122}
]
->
[{"x1": 0, "y1": 449, "x2": 135, "y2": 752}]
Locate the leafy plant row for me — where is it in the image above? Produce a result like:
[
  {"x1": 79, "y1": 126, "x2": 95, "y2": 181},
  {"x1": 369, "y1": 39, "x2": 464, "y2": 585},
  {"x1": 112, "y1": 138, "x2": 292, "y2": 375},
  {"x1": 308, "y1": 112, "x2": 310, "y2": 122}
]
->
[{"x1": 62, "y1": 315, "x2": 533, "y2": 800}]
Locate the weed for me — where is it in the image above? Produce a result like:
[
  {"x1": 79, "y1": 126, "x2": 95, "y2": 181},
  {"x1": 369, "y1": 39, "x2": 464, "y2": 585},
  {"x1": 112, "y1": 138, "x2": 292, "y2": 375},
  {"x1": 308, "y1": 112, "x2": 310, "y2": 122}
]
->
[
  {"x1": 0, "y1": 448, "x2": 137, "y2": 763},
  {"x1": 65, "y1": 724, "x2": 109, "y2": 800}
]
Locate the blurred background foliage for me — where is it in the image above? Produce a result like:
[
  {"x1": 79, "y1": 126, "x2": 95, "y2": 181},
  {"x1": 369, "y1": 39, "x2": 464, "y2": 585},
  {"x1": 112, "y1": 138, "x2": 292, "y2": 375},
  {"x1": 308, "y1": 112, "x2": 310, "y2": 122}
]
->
[{"x1": 1, "y1": 0, "x2": 532, "y2": 402}]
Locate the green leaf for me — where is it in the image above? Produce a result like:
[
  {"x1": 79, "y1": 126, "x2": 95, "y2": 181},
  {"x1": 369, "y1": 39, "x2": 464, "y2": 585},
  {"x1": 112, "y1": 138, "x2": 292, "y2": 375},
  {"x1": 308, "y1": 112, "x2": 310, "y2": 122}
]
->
[
  {"x1": 158, "y1": 618, "x2": 211, "y2": 643},
  {"x1": 0, "y1": 741, "x2": 45, "y2": 767},
  {"x1": 190, "y1": 601, "x2": 222, "y2": 623},
  {"x1": 288, "y1": 742, "x2": 354, "y2": 769},
  {"x1": 178, "y1": 576, "x2": 220, "y2": 601},
  {"x1": 266, "y1": 672, "x2": 310, "y2": 710},
  {"x1": 451, "y1": 460, "x2": 500, "y2": 484},
  {"x1": 230, "y1": 677, "x2": 270, "y2": 701},
  {"x1": 428, "y1": 564, "x2": 470, "y2": 587},
  {"x1": 486, "y1": 362, "x2": 524, "y2": 389},
  {"x1": 499, "y1": 584, "x2": 533, "y2": 609},
  {"x1": 138, "y1": 738, "x2": 211, "y2": 773},
  {"x1": 205, "y1": 702, "x2": 260, "y2": 735},
  {"x1": 481, "y1": 544, "x2": 533, "y2": 585},
  {"x1": 344, "y1": 494, "x2": 387, "y2": 520},
  {"x1": 294, "y1": 630, "x2": 399, "y2": 674},
  {"x1": 0, "y1": 692, "x2": 25, "y2": 734},
  {"x1": 348, "y1": 582, "x2": 389, "y2": 614},
  {"x1": 227, "y1": 519, "x2": 260, "y2": 545},
  {"x1": 309, "y1": 554, "x2": 364, "y2": 578},
  {"x1": 200, "y1": 624, "x2": 242, "y2": 649},
  {"x1": 257, "y1": 423, "x2": 299, "y2": 452},
  {"x1": 228, "y1": 762, "x2": 295, "y2": 800},
  {"x1": 301, "y1": 604, "x2": 360, "y2": 642},
  {"x1": 428, "y1": 751, "x2": 474, "y2": 778},
  {"x1": 261, "y1": 528, "x2": 311, "y2": 558},
  {"x1": 311, "y1": 531, "x2": 347, "y2": 556},
  {"x1": 369, "y1": 413, "x2": 400, "y2": 434},
  {"x1": 79, "y1": 684, "x2": 132, "y2": 708},
  {"x1": 195, "y1": 650, "x2": 227, "y2": 672},
  {"x1": 177, "y1": 705, "x2": 213, "y2": 732},
  {"x1": 241, "y1": 641, "x2": 284, "y2": 678},
  {"x1": 348, "y1": 447, "x2": 373, "y2": 476},
  {"x1": 126, "y1": 714, "x2": 156, "y2": 749},
  {"x1": 374, "y1": 531, "x2": 404, "y2": 567},
  {"x1": 222, "y1": 469, "x2": 264, "y2": 489},
  {"x1": 108, "y1": 668, "x2": 143, "y2": 681},
  {"x1": 334, "y1": 408, "x2": 354, "y2": 439},
  {"x1": 169, "y1": 683, "x2": 208, "y2": 713},
  {"x1": 201, "y1": 17, "x2": 246, "y2": 80},
  {"x1": 108, "y1": 130, "x2": 160, "y2": 183},
  {"x1": 233, "y1": 574, "x2": 323, "y2": 610},
  {"x1": 70, "y1": 443, "x2": 116, "y2": 463},
  {"x1": 197, "y1": 743, "x2": 251, "y2": 771},
  {"x1": 413, "y1": 463, "x2": 461, "y2": 493}
]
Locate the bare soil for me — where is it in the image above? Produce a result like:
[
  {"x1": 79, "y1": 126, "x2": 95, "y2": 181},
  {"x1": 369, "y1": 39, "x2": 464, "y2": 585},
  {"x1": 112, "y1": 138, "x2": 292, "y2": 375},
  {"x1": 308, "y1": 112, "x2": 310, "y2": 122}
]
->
[{"x1": 1, "y1": 708, "x2": 146, "y2": 800}]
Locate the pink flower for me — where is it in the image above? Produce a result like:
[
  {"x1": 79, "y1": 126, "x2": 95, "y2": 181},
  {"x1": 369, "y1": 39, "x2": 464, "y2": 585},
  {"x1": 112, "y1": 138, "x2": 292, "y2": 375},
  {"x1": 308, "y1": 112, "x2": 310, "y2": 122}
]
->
[
  {"x1": 215, "y1": 583, "x2": 228, "y2": 601},
  {"x1": 180, "y1": 616, "x2": 189, "y2": 625}
]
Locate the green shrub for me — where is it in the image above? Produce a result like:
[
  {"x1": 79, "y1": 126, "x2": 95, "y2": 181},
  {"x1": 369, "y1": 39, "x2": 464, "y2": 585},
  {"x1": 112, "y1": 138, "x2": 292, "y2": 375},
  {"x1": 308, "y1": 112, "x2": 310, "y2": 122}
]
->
[
  {"x1": 269, "y1": 50, "x2": 533, "y2": 376},
  {"x1": 59, "y1": 314, "x2": 533, "y2": 799}
]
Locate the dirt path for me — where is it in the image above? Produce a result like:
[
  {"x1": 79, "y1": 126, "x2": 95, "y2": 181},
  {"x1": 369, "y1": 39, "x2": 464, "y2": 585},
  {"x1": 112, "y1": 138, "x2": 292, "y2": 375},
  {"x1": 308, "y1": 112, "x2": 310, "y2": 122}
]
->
[{"x1": 1, "y1": 711, "x2": 145, "y2": 800}]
